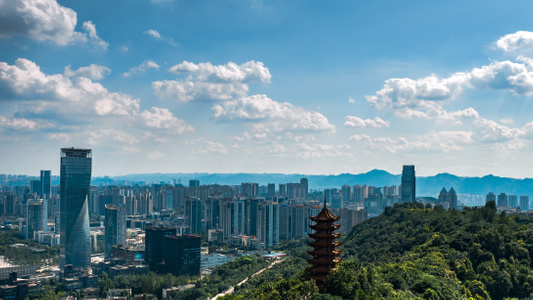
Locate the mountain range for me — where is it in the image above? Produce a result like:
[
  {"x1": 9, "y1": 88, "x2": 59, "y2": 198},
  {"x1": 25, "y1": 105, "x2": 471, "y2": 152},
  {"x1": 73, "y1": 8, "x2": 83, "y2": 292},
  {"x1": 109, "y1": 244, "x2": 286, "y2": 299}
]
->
[{"x1": 97, "y1": 169, "x2": 533, "y2": 197}]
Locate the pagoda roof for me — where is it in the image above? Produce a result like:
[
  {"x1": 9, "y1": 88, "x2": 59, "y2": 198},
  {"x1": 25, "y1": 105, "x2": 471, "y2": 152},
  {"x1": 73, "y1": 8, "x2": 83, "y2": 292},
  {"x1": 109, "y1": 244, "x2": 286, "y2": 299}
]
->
[{"x1": 310, "y1": 197, "x2": 340, "y2": 222}]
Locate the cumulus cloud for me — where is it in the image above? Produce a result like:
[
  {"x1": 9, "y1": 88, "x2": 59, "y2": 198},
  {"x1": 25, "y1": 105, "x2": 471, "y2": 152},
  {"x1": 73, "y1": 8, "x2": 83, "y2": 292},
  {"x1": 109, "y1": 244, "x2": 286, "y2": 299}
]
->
[
  {"x1": 344, "y1": 116, "x2": 390, "y2": 128},
  {"x1": 0, "y1": 59, "x2": 139, "y2": 118},
  {"x1": 212, "y1": 94, "x2": 335, "y2": 133},
  {"x1": 64, "y1": 64, "x2": 110, "y2": 81},
  {"x1": 0, "y1": 59, "x2": 194, "y2": 142},
  {"x1": 139, "y1": 107, "x2": 194, "y2": 134},
  {"x1": 81, "y1": 21, "x2": 108, "y2": 50},
  {"x1": 154, "y1": 61, "x2": 271, "y2": 102},
  {"x1": 496, "y1": 31, "x2": 533, "y2": 53},
  {"x1": 367, "y1": 56, "x2": 533, "y2": 123},
  {"x1": 0, "y1": 0, "x2": 107, "y2": 49},
  {"x1": 168, "y1": 61, "x2": 271, "y2": 83},
  {"x1": 472, "y1": 118, "x2": 521, "y2": 143},
  {"x1": 123, "y1": 60, "x2": 159, "y2": 77}
]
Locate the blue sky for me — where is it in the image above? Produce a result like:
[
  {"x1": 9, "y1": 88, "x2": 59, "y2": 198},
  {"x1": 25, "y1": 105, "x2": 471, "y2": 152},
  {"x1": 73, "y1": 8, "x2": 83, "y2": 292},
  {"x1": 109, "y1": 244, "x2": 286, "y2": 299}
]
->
[{"x1": 2, "y1": 0, "x2": 533, "y2": 177}]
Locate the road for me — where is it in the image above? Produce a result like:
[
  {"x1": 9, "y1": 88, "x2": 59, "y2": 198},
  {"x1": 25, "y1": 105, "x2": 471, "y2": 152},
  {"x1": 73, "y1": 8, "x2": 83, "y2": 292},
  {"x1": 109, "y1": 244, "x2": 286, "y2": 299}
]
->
[{"x1": 210, "y1": 258, "x2": 286, "y2": 300}]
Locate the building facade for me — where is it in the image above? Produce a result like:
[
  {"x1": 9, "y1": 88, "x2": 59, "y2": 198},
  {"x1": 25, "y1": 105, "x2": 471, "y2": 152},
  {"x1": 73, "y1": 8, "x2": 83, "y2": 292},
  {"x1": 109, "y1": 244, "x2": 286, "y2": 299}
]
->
[
  {"x1": 60, "y1": 148, "x2": 92, "y2": 270},
  {"x1": 400, "y1": 165, "x2": 416, "y2": 203}
]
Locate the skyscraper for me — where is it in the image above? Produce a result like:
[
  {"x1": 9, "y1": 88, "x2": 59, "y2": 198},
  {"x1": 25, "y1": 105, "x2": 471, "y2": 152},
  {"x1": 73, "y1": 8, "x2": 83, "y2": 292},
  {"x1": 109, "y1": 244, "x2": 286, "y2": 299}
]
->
[
  {"x1": 60, "y1": 148, "x2": 92, "y2": 270},
  {"x1": 40, "y1": 170, "x2": 51, "y2": 199},
  {"x1": 300, "y1": 178, "x2": 308, "y2": 200},
  {"x1": 26, "y1": 200, "x2": 46, "y2": 239},
  {"x1": 400, "y1": 165, "x2": 416, "y2": 203},
  {"x1": 104, "y1": 204, "x2": 126, "y2": 258},
  {"x1": 257, "y1": 201, "x2": 280, "y2": 248}
]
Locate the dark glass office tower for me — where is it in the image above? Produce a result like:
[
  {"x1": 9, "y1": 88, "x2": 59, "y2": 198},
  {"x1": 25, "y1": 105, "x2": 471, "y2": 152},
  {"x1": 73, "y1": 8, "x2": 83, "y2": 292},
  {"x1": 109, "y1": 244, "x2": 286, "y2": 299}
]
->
[
  {"x1": 40, "y1": 170, "x2": 51, "y2": 198},
  {"x1": 400, "y1": 165, "x2": 416, "y2": 203},
  {"x1": 60, "y1": 148, "x2": 92, "y2": 270}
]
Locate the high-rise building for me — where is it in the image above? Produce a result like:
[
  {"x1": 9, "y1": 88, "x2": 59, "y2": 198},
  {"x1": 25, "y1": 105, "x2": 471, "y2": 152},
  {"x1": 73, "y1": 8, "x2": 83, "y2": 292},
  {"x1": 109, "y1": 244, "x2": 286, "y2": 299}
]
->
[
  {"x1": 341, "y1": 185, "x2": 351, "y2": 202},
  {"x1": 520, "y1": 196, "x2": 529, "y2": 211},
  {"x1": 221, "y1": 200, "x2": 245, "y2": 242},
  {"x1": 30, "y1": 180, "x2": 41, "y2": 197},
  {"x1": 257, "y1": 202, "x2": 280, "y2": 248},
  {"x1": 145, "y1": 226, "x2": 177, "y2": 273},
  {"x1": 245, "y1": 198, "x2": 259, "y2": 236},
  {"x1": 300, "y1": 178, "x2": 308, "y2": 200},
  {"x1": 164, "y1": 235, "x2": 201, "y2": 277},
  {"x1": 508, "y1": 195, "x2": 518, "y2": 208},
  {"x1": 60, "y1": 147, "x2": 92, "y2": 270},
  {"x1": 104, "y1": 204, "x2": 126, "y2": 258},
  {"x1": 267, "y1": 183, "x2": 275, "y2": 200},
  {"x1": 400, "y1": 165, "x2": 416, "y2": 203},
  {"x1": 497, "y1": 193, "x2": 507, "y2": 208},
  {"x1": 486, "y1": 192, "x2": 496, "y2": 203},
  {"x1": 189, "y1": 179, "x2": 200, "y2": 188},
  {"x1": 448, "y1": 187, "x2": 458, "y2": 210},
  {"x1": 26, "y1": 200, "x2": 46, "y2": 239},
  {"x1": 40, "y1": 170, "x2": 51, "y2": 199},
  {"x1": 241, "y1": 183, "x2": 259, "y2": 197},
  {"x1": 185, "y1": 197, "x2": 202, "y2": 235}
]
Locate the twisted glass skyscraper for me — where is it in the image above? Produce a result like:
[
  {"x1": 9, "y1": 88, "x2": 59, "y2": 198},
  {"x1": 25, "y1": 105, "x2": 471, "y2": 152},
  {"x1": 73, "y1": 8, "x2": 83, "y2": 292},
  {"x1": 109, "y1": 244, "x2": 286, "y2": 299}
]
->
[{"x1": 60, "y1": 148, "x2": 92, "y2": 270}]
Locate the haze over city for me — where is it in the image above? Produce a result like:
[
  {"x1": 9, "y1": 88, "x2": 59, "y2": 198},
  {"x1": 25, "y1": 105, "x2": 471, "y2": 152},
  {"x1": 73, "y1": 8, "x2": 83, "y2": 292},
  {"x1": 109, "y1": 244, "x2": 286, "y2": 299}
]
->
[{"x1": 2, "y1": 1, "x2": 533, "y2": 178}]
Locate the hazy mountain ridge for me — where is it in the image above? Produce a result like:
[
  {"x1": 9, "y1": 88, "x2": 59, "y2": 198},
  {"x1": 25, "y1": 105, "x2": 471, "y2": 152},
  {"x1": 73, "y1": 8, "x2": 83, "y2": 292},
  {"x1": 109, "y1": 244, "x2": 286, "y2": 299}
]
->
[{"x1": 104, "y1": 169, "x2": 533, "y2": 197}]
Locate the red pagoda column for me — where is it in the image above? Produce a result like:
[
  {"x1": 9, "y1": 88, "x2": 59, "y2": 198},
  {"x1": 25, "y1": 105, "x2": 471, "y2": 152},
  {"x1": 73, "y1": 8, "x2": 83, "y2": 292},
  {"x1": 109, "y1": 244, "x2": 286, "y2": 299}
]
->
[{"x1": 307, "y1": 198, "x2": 342, "y2": 291}]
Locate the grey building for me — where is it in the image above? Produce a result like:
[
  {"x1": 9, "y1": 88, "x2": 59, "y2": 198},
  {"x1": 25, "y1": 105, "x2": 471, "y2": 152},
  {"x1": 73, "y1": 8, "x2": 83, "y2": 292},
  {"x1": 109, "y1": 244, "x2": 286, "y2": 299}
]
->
[
  {"x1": 104, "y1": 204, "x2": 126, "y2": 258},
  {"x1": 60, "y1": 148, "x2": 92, "y2": 270},
  {"x1": 26, "y1": 199, "x2": 46, "y2": 239}
]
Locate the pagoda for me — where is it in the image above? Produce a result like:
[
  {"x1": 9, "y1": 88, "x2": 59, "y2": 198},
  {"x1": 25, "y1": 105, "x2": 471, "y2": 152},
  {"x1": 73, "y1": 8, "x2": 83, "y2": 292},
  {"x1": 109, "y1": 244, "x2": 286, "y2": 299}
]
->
[{"x1": 307, "y1": 198, "x2": 342, "y2": 291}]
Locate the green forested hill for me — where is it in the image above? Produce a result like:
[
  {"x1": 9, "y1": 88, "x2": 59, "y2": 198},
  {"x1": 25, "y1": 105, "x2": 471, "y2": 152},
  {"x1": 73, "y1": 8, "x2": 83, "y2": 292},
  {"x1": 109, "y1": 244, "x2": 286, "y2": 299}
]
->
[{"x1": 227, "y1": 202, "x2": 533, "y2": 300}]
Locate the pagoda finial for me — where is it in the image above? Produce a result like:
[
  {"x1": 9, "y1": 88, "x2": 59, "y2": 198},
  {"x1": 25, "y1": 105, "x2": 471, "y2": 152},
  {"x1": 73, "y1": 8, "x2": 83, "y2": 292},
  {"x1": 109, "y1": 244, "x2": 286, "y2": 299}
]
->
[{"x1": 324, "y1": 196, "x2": 327, "y2": 208}]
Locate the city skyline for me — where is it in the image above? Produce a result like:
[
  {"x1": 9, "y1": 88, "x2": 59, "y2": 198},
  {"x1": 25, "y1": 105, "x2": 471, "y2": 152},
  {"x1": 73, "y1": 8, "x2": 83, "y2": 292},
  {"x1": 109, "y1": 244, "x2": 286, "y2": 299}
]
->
[{"x1": 3, "y1": 1, "x2": 533, "y2": 177}]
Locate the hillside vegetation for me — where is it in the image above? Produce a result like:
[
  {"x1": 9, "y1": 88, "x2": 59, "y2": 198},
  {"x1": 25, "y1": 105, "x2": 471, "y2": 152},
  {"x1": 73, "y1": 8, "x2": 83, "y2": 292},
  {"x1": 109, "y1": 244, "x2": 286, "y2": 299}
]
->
[{"x1": 225, "y1": 202, "x2": 533, "y2": 300}]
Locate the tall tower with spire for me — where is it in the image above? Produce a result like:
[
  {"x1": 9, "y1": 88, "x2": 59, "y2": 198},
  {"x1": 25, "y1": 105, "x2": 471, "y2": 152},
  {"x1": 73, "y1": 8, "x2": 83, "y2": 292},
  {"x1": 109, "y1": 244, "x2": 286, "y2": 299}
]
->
[{"x1": 307, "y1": 198, "x2": 342, "y2": 290}]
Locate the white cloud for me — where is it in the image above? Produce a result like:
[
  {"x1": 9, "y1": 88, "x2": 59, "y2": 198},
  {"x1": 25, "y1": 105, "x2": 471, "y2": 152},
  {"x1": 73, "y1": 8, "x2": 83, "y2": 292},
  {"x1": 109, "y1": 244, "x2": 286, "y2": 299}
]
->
[
  {"x1": 349, "y1": 131, "x2": 474, "y2": 153},
  {"x1": 473, "y1": 118, "x2": 521, "y2": 142},
  {"x1": 0, "y1": 0, "x2": 107, "y2": 49},
  {"x1": 0, "y1": 58, "x2": 194, "y2": 147},
  {"x1": 496, "y1": 31, "x2": 533, "y2": 53},
  {"x1": 168, "y1": 61, "x2": 271, "y2": 83},
  {"x1": 81, "y1": 21, "x2": 108, "y2": 50},
  {"x1": 123, "y1": 60, "x2": 159, "y2": 77},
  {"x1": 344, "y1": 116, "x2": 390, "y2": 128},
  {"x1": 139, "y1": 107, "x2": 194, "y2": 134},
  {"x1": 144, "y1": 29, "x2": 162, "y2": 40},
  {"x1": 144, "y1": 29, "x2": 177, "y2": 46},
  {"x1": 212, "y1": 94, "x2": 335, "y2": 133},
  {"x1": 348, "y1": 96, "x2": 355, "y2": 103},
  {"x1": 500, "y1": 117, "x2": 514, "y2": 125},
  {"x1": 0, "y1": 59, "x2": 139, "y2": 118},
  {"x1": 199, "y1": 141, "x2": 228, "y2": 154},
  {"x1": 367, "y1": 56, "x2": 533, "y2": 123},
  {"x1": 0, "y1": 116, "x2": 53, "y2": 131},
  {"x1": 0, "y1": 0, "x2": 83, "y2": 45},
  {"x1": 295, "y1": 143, "x2": 352, "y2": 159},
  {"x1": 64, "y1": 64, "x2": 110, "y2": 81},
  {"x1": 154, "y1": 61, "x2": 271, "y2": 102}
]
